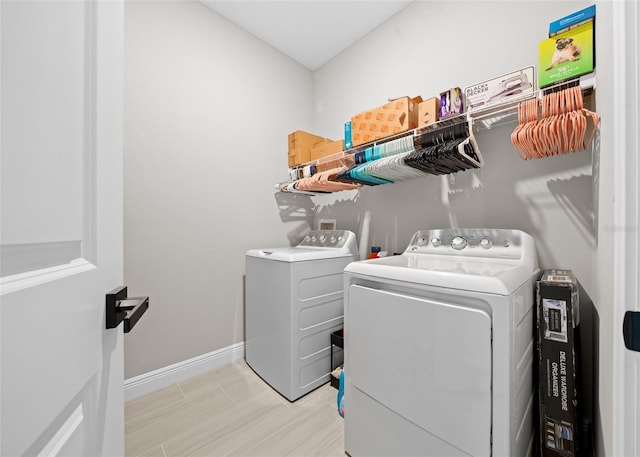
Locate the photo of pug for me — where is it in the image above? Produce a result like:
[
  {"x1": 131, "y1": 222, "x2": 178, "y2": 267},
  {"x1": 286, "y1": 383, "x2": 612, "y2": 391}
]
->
[{"x1": 545, "y1": 37, "x2": 582, "y2": 71}]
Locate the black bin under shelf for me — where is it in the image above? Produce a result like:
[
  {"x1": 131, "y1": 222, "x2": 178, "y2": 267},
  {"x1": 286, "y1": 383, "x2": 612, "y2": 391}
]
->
[{"x1": 330, "y1": 329, "x2": 344, "y2": 389}]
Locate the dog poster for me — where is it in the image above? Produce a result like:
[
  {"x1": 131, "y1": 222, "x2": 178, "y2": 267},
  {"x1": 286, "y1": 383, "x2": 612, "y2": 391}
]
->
[{"x1": 538, "y1": 21, "x2": 594, "y2": 88}]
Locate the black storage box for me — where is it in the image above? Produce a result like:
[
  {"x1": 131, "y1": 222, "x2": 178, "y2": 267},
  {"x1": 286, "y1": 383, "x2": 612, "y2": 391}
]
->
[
  {"x1": 330, "y1": 329, "x2": 344, "y2": 389},
  {"x1": 537, "y1": 269, "x2": 582, "y2": 457}
]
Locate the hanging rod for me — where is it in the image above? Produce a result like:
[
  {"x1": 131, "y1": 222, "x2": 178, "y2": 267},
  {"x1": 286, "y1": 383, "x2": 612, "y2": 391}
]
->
[{"x1": 275, "y1": 182, "x2": 331, "y2": 196}]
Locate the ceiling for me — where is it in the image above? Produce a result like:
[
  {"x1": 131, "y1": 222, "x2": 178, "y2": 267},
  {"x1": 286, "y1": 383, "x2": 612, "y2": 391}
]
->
[{"x1": 199, "y1": 0, "x2": 414, "y2": 71}]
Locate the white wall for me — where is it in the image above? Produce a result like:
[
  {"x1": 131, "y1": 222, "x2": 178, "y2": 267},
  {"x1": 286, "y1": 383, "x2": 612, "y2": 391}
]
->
[
  {"x1": 123, "y1": 0, "x2": 314, "y2": 378},
  {"x1": 311, "y1": 0, "x2": 609, "y2": 454}
]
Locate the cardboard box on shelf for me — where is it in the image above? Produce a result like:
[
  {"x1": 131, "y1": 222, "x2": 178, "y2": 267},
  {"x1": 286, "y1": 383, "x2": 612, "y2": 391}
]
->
[
  {"x1": 549, "y1": 4, "x2": 596, "y2": 36},
  {"x1": 537, "y1": 269, "x2": 582, "y2": 457},
  {"x1": 344, "y1": 121, "x2": 352, "y2": 150},
  {"x1": 539, "y1": 20, "x2": 594, "y2": 88},
  {"x1": 540, "y1": 6, "x2": 596, "y2": 89},
  {"x1": 439, "y1": 88, "x2": 464, "y2": 119},
  {"x1": 463, "y1": 66, "x2": 535, "y2": 110},
  {"x1": 288, "y1": 130, "x2": 334, "y2": 167},
  {"x1": 310, "y1": 139, "x2": 345, "y2": 162},
  {"x1": 350, "y1": 96, "x2": 423, "y2": 147},
  {"x1": 417, "y1": 97, "x2": 440, "y2": 127},
  {"x1": 288, "y1": 148, "x2": 308, "y2": 168}
]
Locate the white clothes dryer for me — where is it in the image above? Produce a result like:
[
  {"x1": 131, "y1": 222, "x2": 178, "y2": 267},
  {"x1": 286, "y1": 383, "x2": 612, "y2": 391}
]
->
[
  {"x1": 343, "y1": 228, "x2": 539, "y2": 457},
  {"x1": 245, "y1": 230, "x2": 359, "y2": 401}
]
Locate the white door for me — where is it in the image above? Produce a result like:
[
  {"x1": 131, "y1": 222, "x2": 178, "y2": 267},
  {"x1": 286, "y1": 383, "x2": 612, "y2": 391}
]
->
[
  {"x1": 610, "y1": 1, "x2": 640, "y2": 456},
  {"x1": 0, "y1": 1, "x2": 125, "y2": 456},
  {"x1": 346, "y1": 284, "x2": 492, "y2": 457},
  {"x1": 612, "y1": 1, "x2": 640, "y2": 456}
]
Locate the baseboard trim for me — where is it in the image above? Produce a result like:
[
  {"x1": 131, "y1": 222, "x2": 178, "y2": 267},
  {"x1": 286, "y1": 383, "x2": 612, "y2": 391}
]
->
[{"x1": 124, "y1": 342, "x2": 245, "y2": 401}]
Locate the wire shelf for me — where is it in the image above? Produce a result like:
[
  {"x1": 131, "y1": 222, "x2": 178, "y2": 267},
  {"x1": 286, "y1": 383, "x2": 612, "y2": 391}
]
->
[{"x1": 278, "y1": 73, "x2": 596, "y2": 194}]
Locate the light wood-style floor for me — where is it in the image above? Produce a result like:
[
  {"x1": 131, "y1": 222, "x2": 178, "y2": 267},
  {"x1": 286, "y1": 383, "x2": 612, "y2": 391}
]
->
[{"x1": 125, "y1": 360, "x2": 345, "y2": 457}]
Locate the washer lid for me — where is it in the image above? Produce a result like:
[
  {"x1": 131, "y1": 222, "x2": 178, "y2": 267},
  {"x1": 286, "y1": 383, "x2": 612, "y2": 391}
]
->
[
  {"x1": 345, "y1": 254, "x2": 536, "y2": 295},
  {"x1": 345, "y1": 228, "x2": 539, "y2": 295},
  {"x1": 246, "y1": 230, "x2": 359, "y2": 262}
]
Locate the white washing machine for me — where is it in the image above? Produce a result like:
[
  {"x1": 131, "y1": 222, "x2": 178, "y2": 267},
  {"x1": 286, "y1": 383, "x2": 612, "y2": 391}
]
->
[
  {"x1": 245, "y1": 230, "x2": 359, "y2": 401},
  {"x1": 343, "y1": 228, "x2": 540, "y2": 457}
]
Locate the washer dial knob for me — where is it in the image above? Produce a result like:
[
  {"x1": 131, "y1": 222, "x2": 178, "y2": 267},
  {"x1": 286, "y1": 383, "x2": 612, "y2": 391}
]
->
[
  {"x1": 451, "y1": 236, "x2": 468, "y2": 250},
  {"x1": 479, "y1": 238, "x2": 492, "y2": 249},
  {"x1": 431, "y1": 237, "x2": 442, "y2": 247},
  {"x1": 417, "y1": 237, "x2": 427, "y2": 246}
]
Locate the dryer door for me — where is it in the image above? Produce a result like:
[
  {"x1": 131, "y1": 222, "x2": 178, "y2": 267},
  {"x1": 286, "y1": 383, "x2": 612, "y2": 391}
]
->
[{"x1": 347, "y1": 285, "x2": 492, "y2": 456}]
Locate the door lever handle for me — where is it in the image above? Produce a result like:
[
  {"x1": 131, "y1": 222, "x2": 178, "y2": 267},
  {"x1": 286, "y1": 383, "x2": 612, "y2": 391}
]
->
[
  {"x1": 623, "y1": 311, "x2": 640, "y2": 352},
  {"x1": 106, "y1": 286, "x2": 149, "y2": 333}
]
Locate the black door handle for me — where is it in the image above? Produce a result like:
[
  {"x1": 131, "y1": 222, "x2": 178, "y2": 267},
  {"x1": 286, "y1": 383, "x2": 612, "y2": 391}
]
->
[
  {"x1": 623, "y1": 311, "x2": 640, "y2": 352},
  {"x1": 106, "y1": 286, "x2": 149, "y2": 333}
]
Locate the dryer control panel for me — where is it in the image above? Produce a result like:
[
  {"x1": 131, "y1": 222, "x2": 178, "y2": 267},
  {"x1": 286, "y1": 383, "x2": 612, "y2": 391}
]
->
[
  {"x1": 299, "y1": 230, "x2": 357, "y2": 250},
  {"x1": 406, "y1": 228, "x2": 531, "y2": 261}
]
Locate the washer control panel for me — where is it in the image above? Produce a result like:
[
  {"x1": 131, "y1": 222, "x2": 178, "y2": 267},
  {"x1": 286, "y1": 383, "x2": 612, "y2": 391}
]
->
[
  {"x1": 407, "y1": 229, "x2": 524, "y2": 259},
  {"x1": 299, "y1": 230, "x2": 354, "y2": 249}
]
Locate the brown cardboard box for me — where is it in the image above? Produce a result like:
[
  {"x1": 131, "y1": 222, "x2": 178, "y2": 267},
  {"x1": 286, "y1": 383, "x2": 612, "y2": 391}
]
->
[
  {"x1": 439, "y1": 87, "x2": 464, "y2": 118},
  {"x1": 310, "y1": 140, "x2": 344, "y2": 162},
  {"x1": 350, "y1": 96, "x2": 423, "y2": 147},
  {"x1": 418, "y1": 97, "x2": 440, "y2": 127},
  {"x1": 288, "y1": 130, "x2": 334, "y2": 167},
  {"x1": 288, "y1": 148, "x2": 309, "y2": 168}
]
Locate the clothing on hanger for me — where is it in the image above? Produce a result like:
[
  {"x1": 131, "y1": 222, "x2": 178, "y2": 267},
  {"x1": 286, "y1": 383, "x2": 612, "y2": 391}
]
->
[
  {"x1": 405, "y1": 120, "x2": 483, "y2": 175},
  {"x1": 294, "y1": 166, "x2": 363, "y2": 192}
]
